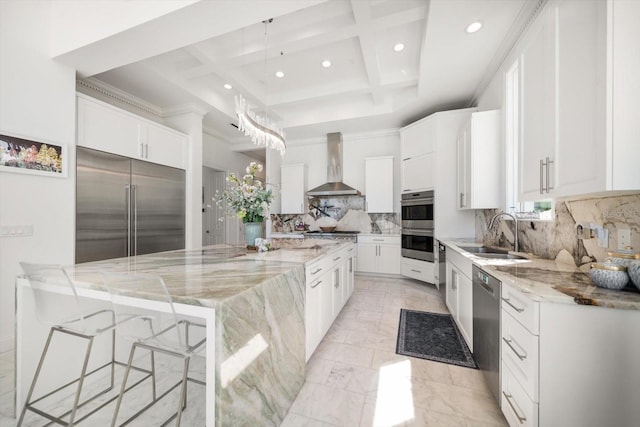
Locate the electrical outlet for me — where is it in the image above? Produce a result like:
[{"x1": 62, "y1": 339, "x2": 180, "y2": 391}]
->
[{"x1": 618, "y1": 229, "x2": 631, "y2": 249}]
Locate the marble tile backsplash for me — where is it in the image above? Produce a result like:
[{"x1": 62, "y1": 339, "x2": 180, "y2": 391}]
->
[
  {"x1": 271, "y1": 210, "x2": 399, "y2": 234},
  {"x1": 476, "y1": 193, "x2": 640, "y2": 268}
]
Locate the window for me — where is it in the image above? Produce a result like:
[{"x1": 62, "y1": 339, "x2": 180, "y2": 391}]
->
[{"x1": 505, "y1": 59, "x2": 553, "y2": 220}]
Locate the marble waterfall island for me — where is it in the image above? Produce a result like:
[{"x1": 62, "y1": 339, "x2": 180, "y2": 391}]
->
[{"x1": 16, "y1": 243, "x2": 347, "y2": 426}]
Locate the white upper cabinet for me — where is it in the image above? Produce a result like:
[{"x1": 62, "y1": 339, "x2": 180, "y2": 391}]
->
[
  {"x1": 457, "y1": 110, "x2": 501, "y2": 210},
  {"x1": 400, "y1": 118, "x2": 435, "y2": 193},
  {"x1": 280, "y1": 163, "x2": 307, "y2": 214},
  {"x1": 365, "y1": 156, "x2": 394, "y2": 213},
  {"x1": 518, "y1": 5, "x2": 556, "y2": 201},
  {"x1": 77, "y1": 94, "x2": 187, "y2": 170},
  {"x1": 518, "y1": 0, "x2": 640, "y2": 201}
]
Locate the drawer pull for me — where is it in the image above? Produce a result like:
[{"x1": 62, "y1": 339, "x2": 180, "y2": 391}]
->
[
  {"x1": 373, "y1": 239, "x2": 384, "y2": 242},
  {"x1": 311, "y1": 268, "x2": 322, "y2": 275},
  {"x1": 333, "y1": 256, "x2": 341, "y2": 261},
  {"x1": 502, "y1": 297, "x2": 525, "y2": 313},
  {"x1": 502, "y1": 337, "x2": 527, "y2": 360},
  {"x1": 311, "y1": 280, "x2": 323, "y2": 289},
  {"x1": 503, "y1": 391, "x2": 527, "y2": 424},
  {"x1": 410, "y1": 269, "x2": 422, "y2": 273}
]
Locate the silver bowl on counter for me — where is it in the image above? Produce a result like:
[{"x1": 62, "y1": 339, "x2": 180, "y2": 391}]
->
[
  {"x1": 627, "y1": 262, "x2": 640, "y2": 291},
  {"x1": 590, "y1": 261, "x2": 629, "y2": 290},
  {"x1": 607, "y1": 248, "x2": 640, "y2": 267},
  {"x1": 606, "y1": 248, "x2": 640, "y2": 290}
]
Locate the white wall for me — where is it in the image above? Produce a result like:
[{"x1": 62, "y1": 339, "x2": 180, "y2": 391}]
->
[{"x1": 0, "y1": 1, "x2": 76, "y2": 352}]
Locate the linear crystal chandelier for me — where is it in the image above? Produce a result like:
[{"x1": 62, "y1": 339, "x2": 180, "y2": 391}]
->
[
  {"x1": 235, "y1": 19, "x2": 286, "y2": 156},
  {"x1": 235, "y1": 94, "x2": 286, "y2": 156}
]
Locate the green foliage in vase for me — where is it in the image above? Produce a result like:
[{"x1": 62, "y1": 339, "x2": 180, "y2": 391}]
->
[{"x1": 215, "y1": 162, "x2": 273, "y2": 223}]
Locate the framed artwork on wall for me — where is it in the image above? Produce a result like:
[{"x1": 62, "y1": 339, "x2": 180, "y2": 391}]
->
[{"x1": 0, "y1": 132, "x2": 67, "y2": 177}]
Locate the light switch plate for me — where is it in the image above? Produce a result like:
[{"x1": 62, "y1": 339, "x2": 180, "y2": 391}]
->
[
  {"x1": 0, "y1": 225, "x2": 33, "y2": 237},
  {"x1": 618, "y1": 229, "x2": 631, "y2": 249}
]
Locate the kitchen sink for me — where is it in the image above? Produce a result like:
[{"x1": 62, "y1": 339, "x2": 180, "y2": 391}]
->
[
  {"x1": 458, "y1": 246, "x2": 527, "y2": 260},
  {"x1": 458, "y1": 246, "x2": 508, "y2": 254},
  {"x1": 474, "y1": 253, "x2": 527, "y2": 260}
]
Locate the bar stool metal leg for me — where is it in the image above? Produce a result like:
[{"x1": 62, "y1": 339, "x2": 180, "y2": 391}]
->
[
  {"x1": 68, "y1": 336, "x2": 94, "y2": 425},
  {"x1": 111, "y1": 342, "x2": 138, "y2": 427},
  {"x1": 17, "y1": 327, "x2": 56, "y2": 426}
]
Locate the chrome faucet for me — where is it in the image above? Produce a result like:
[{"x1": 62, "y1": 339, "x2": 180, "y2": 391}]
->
[{"x1": 488, "y1": 212, "x2": 519, "y2": 253}]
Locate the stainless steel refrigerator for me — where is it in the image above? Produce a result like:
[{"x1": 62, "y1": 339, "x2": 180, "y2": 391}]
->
[{"x1": 76, "y1": 146, "x2": 185, "y2": 263}]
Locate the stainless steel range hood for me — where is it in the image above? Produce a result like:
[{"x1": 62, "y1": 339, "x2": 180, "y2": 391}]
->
[{"x1": 307, "y1": 132, "x2": 361, "y2": 196}]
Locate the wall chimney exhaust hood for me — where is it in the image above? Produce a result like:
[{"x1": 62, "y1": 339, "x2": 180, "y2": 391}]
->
[{"x1": 307, "y1": 132, "x2": 361, "y2": 196}]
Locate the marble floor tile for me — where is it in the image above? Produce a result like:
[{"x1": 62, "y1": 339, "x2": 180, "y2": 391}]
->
[
  {"x1": 313, "y1": 342, "x2": 375, "y2": 368},
  {"x1": 287, "y1": 382, "x2": 365, "y2": 426},
  {"x1": 287, "y1": 275, "x2": 507, "y2": 427}
]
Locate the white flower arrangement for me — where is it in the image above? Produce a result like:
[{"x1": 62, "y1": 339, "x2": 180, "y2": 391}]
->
[{"x1": 215, "y1": 162, "x2": 273, "y2": 223}]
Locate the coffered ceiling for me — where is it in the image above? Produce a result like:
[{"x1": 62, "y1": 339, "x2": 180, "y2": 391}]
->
[{"x1": 78, "y1": 0, "x2": 534, "y2": 148}]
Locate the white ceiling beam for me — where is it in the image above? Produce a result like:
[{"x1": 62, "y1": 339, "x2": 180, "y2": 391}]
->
[
  {"x1": 55, "y1": 0, "x2": 328, "y2": 77},
  {"x1": 417, "y1": 0, "x2": 433, "y2": 97},
  {"x1": 181, "y1": 5, "x2": 426, "y2": 80},
  {"x1": 350, "y1": 0, "x2": 384, "y2": 105}
]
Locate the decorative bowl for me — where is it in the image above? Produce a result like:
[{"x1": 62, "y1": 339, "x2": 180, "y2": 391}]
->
[
  {"x1": 319, "y1": 226, "x2": 336, "y2": 232},
  {"x1": 627, "y1": 262, "x2": 640, "y2": 290},
  {"x1": 607, "y1": 248, "x2": 640, "y2": 268},
  {"x1": 590, "y1": 261, "x2": 629, "y2": 290}
]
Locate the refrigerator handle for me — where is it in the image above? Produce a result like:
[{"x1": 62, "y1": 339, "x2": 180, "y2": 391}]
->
[
  {"x1": 132, "y1": 185, "x2": 138, "y2": 257},
  {"x1": 125, "y1": 184, "x2": 131, "y2": 257}
]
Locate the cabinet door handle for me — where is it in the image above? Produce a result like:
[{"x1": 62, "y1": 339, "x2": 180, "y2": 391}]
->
[
  {"x1": 503, "y1": 392, "x2": 527, "y2": 424},
  {"x1": 459, "y1": 192, "x2": 464, "y2": 208},
  {"x1": 140, "y1": 142, "x2": 145, "y2": 158},
  {"x1": 311, "y1": 280, "x2": 322, "y2": 289},
  {"x1": 501, "y1": 297, "x2": 525, "y2": 313},
  {"x1": 546, "y1": 157, "x2": 553, "y2": 192},
  {"x1": 502, "y1": 337, "x2": 527, "y2": 360},
  {"x1": 333, "y1": 256, "x2": 341, "y2": 262},
  {"x1": 539, "y1": 159, "x2": 544, "y2": 195},
  {"x1": 145, "y1": 143, "x2": 149, "y2": 158}
]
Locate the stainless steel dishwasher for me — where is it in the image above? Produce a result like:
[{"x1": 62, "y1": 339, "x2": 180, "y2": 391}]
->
[{"x1": 472, "y1": 265, "x2": 501, "y2": 404}]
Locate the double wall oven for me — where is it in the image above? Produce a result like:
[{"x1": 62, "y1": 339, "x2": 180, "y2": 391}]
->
[{"x1": 401, "y1": 190, "x2": 434, "y2": 262}]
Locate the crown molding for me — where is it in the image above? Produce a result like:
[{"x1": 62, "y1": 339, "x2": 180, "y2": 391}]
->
[
  {"x1": 77, "y1": 78, "x2": 210, "y2": 121},
  {"x1": 163, "y1": 103, "x2": 208, "y2": 118},
  {"x1": 469, "y1": 0, "x2": 548, "y2": 106},
  {"x1": 77, "y1": 78, "x2": 164, "y2": 117}
]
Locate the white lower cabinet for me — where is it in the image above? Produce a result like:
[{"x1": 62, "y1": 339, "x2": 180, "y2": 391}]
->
[
  {"x1": 356, "y1": 235, "x2": 400, "y2": 275},
  {"x1": 401, "y1": 257, "x2": 434, "y2": 284},
  {"x1": 305, "y1": 244, "x2": 355, "y2": 361},
  {"x1": 500, "y1": 281, "x2": 640, "y2": 427},
  {"x1": 444, "y1": 248, "x2": 473, "y2": 351},
  {"x1": 502, "y1": 363, "x2": 538, "y2": 427}
]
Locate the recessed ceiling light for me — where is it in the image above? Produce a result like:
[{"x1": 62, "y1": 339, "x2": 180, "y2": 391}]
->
[
  {"x1": 393, "y1": 43, "x2": 405, "y2": 52},
  {"x1": 322, "y1": 60, "x2": 332, "y2": 68},
  {"x1": 223, "y1": 83, "x2": 233, "y2": 90},
  {"x1": 275, "y1": 70, "x2": 284, "y2": 78},
  {"x1": 466, "y1": 21, "x2": 483, "y2": 34}
]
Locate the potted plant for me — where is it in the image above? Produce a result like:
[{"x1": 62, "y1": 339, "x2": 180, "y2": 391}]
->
[{"x1": 215, "y1": 162, "x2": 273, "y2": 247}]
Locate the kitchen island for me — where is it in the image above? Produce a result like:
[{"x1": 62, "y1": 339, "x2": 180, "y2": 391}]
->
[{"x1": 16, "y1": 240, "x2": 350, "y2": 427}]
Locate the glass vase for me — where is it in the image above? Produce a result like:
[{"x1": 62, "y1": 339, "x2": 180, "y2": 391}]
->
[{"x1": 244, "y1": 222, "x2": 262, "y2": 247}]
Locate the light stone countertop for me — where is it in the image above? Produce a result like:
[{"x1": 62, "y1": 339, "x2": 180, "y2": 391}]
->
[
  {"x1": 443, "y1": 240, "x2": 640, "y2": 310},
  {"x1": 67, "y1": 240, "x2": 349, "y2": 308}
]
